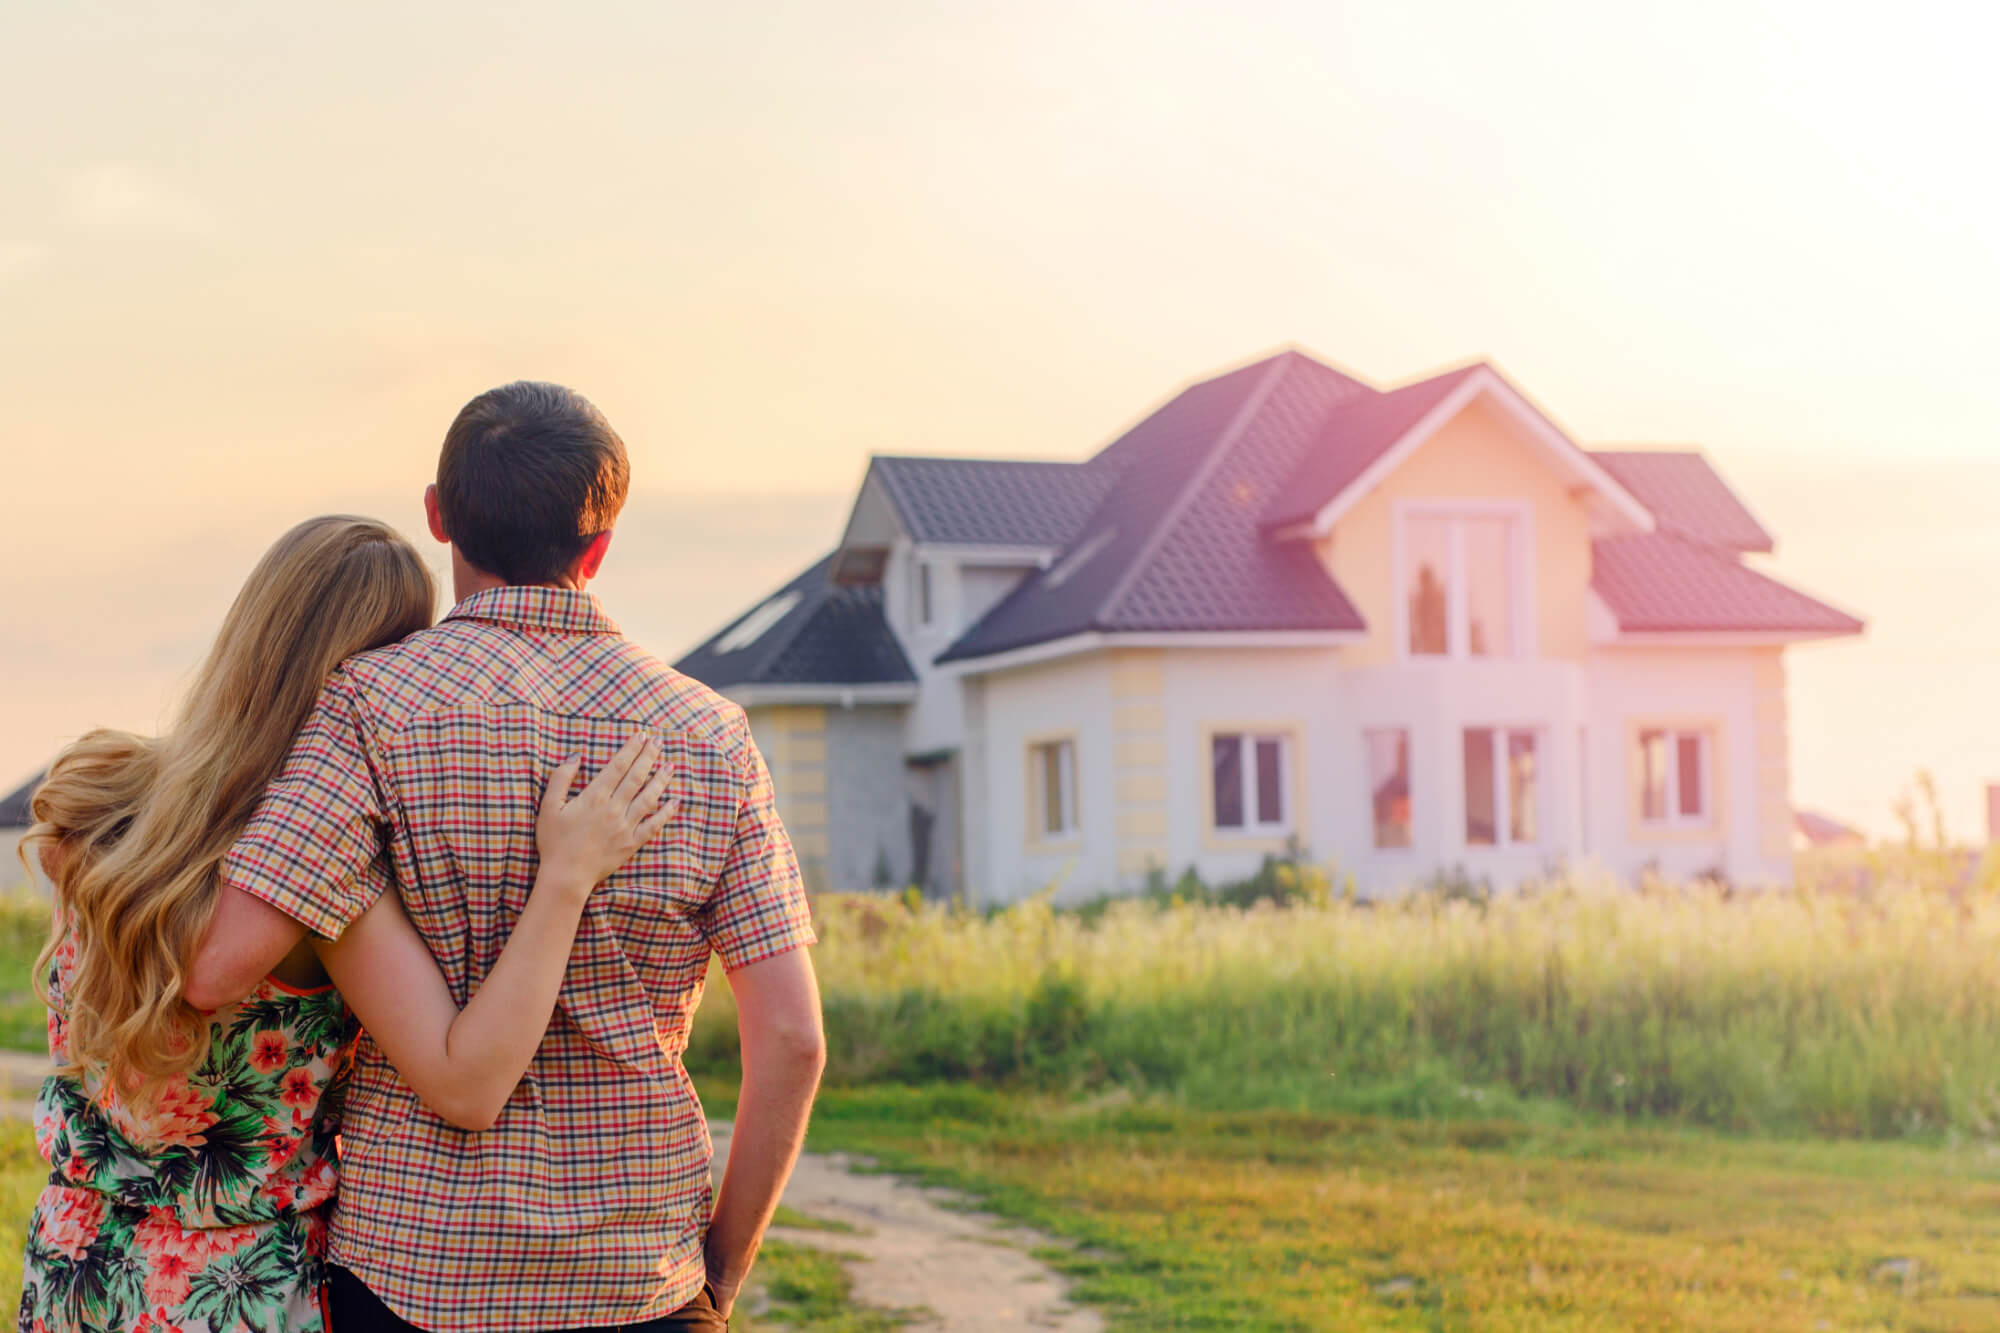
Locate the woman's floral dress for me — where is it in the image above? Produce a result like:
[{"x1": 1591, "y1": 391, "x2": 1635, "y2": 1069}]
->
[{"x1": 18, "y1": 924, "x2": 357, "y2": 1333}]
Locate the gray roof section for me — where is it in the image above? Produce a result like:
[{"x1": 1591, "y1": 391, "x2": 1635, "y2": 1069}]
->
[
  {"x1": 673, "y1": 554, "x2": 917, "y2": 692},
  {"x1": 869, "y1": 457, "x2": 1116, "y2": 548},
  {"x1": 0, "y1": 771, "x2": 42, "y2": 828},
  {"x1": 937, "y1": 351, "x2": 1374, "y2": 662}
]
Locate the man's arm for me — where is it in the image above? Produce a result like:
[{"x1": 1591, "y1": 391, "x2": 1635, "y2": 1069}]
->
[
  {"x1": 705, "y1": 947, "x2": 825, "y2": 1316},
  {"x1": 186, "y1": 672, "x2": 389, "y2": 1010}
]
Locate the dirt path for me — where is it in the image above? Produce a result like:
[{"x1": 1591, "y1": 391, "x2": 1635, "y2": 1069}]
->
[
  {"x1": 710, "y1": 1122, "x2": 1103, "y2": 1333},
  {"x1": 0, "y1": 1049, "x2": 45, "y2": 1121}
]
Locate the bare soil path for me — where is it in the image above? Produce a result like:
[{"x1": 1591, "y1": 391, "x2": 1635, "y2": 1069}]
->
[{"x1": 710, "y1": 1121, "x2": 1103, "y2": 1333}]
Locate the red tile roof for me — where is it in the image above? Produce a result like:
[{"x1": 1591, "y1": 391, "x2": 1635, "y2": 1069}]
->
[
  {"x1": 1590, "y1": 451, "x2": 1775, "y2": 553},
  {"x1": 1591, "y1": 532, "x2": 1862, "y2": 636}
]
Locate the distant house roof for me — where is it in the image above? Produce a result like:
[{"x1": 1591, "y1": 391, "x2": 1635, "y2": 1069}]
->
[
  {"x1": 674, "y1": 554, "x2": 918, "y2": 696},
  {"x1": 0, "y1": 772, "x2": 43, "y2": 828},
  {"x1": 1590, "y1": 451, "x2": 1776, "y2": 553},
  {"x1": 869, "y1": 457, "x2": 1117, "y2": 548},
  {"x1": 1592, "y1": 532, "x2": 1864, "y2": 636},
  {"x1": 1794, "y1": 810, "x2": 1864, "y2": 846},
  {"x1": 938, "y1": 351, "x2": 1373, "y2": 662}
]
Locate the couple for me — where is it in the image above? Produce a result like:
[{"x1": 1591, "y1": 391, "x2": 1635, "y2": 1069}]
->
[{"x1": 19, "y1": 382, "x2": 825, "y2": 1332}]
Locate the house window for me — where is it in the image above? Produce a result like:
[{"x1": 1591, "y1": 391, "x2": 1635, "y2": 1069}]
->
[
  {"x1": 1639, "y1": 727, "x2": 1712, "y2": 825},
  {"x1": 1030, "y1": 739, "x2": 1077, "y2": 840},
  {"x1": 915, "y1": 560, "x2": 934, "y2": 627},
  {"x1": 1403, "y1": 512, "x2": 1521, "y2": 659},
  {"x1": 1366, "y1": 728, "x2": 1412, "y2": 850},
  {"x1": 1212, "y1": 732, "x2": 1289, "y2": 833},
  {"x1": 1464, "y1": 727, "x2": 1540, "y2": 847}
]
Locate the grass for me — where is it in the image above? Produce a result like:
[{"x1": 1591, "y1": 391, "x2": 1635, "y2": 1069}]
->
[
  {"x1": 0, "y1": 894, "x2": 45, "y2": 1056},
  {"x1": 684, "y1": 869, "x2": 2000, "y2": 1140},
  {"x1": 3, "y1": 863, "x2": 1999, "y2": 1327},
  {"x1": 801, "y1": 1085, "x2": 2000, "y2": 1332},
  {"x1": 732, "y1": 1242, "x2": 921, "y2": 1333}
]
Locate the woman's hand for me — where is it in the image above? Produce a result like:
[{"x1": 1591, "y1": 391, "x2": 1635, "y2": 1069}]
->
[{"x1": 536, "y1": 734, "x2": 678, "y2": 900}]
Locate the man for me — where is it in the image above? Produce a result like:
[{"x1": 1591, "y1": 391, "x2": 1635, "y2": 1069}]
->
[{"x1": 186, "y1": 382, "x2": 825, "y2": 1331}]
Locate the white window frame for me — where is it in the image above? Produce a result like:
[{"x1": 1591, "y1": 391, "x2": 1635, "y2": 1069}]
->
[
  {"x1": 1462, "y1": 725, "x2": 1543, "y2": 850},
  {"x1": 1210, "y1": 731, "x2": 1291, "y2": 835},
  {"x1": 1638, "y1": 727, "x2": 1712, "y2": 828},
  {"x1": 1392, "y1": 501, "x2": 1534, "y2": 661},
  {"x1": 1028, "y1": 737, "x2": 1078, "y2": 842}
]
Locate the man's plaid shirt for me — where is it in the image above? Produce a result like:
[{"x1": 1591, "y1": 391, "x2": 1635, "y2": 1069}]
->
[{"x1": 221, "y1": 586, "x2": 816, "y2": 1331}]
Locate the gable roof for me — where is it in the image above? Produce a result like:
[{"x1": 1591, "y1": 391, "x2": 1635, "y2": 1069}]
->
[
  {"x1": 673, "y1": 554, "x2": 917, "y2": 694},
  {"x1": 0, "y1": 772, "x2": 41, "y2": 828},
  {"x1": 1256, "y1": 364, "x2": 1484, "y2": 532},
  {"x1": 1591, "y1": 531, "x2": 1863, "y2": 636},
  {"x1": 1590, "y1": 451, "x2": 1776, "y2": 553},
  {"x1": 705, "y1": 345, "x2": 1859, "y2": 674},
  {"x1": 869, "y1": 457, "x2": 1116, "y2": 548},
  {"x1": 1258, "y1": 362, "x2": 1656, "y2": 537},
  {"x1": 937, "y1": 351, "x2": 1373, "y2": 663}
]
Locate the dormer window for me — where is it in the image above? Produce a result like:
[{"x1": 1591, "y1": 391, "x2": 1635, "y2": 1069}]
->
[
  {"x1": 915, "y1": 560, "x2": 934, "y2": 628},
  {"x1": 1402, "y1": 509, "x2": 1522, "y2": 659}
]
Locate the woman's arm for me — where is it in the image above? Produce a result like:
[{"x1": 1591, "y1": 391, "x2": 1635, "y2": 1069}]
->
[{"x1": 314, "y1": 734, "x2": 676, "y2": 1130}]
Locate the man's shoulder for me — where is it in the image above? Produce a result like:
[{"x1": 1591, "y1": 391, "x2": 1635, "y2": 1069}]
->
[
  {"x1": 610, "y1": 641, "x2": 754, "y2": 757},
  {"x1": 338, "y1": 623, "x2": 754, "y2": 759}
]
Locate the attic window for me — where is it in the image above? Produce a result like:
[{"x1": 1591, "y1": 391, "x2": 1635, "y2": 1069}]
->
[
  {"x1": 715, "y1": 591, "x2": 802, "y2": 653},
  {"x1": 1045, "y1": 530, "x2": 1116, "y2": 589}
]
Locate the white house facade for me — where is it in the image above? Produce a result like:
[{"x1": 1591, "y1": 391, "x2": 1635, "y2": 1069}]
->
[{"x1": 676, "y1": 349, "x2": 1862, "y2": 902}]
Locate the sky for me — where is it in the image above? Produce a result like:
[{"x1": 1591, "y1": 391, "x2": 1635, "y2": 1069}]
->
[{"x1": 2, "y1": 2, "x2": 1997, "y2": 839}]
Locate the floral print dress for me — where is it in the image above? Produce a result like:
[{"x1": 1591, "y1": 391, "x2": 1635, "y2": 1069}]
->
[{"x1": 19, "y1": 925, "x2": 357, "y2": 1333}]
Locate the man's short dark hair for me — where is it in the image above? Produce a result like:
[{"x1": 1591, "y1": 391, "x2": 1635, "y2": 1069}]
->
[{"x1": 436, "y1": 381, "x2": 630, "y2": 586}]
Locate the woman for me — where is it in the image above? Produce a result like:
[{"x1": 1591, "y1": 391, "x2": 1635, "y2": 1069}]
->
[{"x1": 16, "y1": 515, "x2": 676, "y2": 1333}]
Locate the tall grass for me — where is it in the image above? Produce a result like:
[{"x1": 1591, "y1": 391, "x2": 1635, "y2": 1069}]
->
[{"x1": 692, "y1": 863, "x2": 2000, "y2": 1140}]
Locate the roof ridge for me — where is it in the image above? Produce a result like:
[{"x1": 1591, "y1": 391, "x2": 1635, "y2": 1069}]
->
[{"x1": 1089, "y1": 353, "x2": 1297, "y2": 629}]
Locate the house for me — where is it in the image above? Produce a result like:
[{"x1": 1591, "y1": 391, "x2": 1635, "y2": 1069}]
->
[
  {"x1": 675, "y1": 348, "x2": 1863, "y2": 902},
  {"x1": 1, "y1": 770, "x2": 43, "y2": 890}
]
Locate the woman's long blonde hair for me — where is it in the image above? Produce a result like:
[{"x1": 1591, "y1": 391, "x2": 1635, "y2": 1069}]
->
[{"x1": 21, "y1": 516, "x2": 435, "y2": 1095}]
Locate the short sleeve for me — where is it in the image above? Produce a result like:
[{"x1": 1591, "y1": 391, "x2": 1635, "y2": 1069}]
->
[
  {"x1": 220, "y1": 675, "x2": 391, "y2": 940},
  {"x1": 700, "y1": 735, "x2": 817, "y2": 972}
]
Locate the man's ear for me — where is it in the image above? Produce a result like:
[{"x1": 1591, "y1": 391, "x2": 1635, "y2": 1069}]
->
[
  {"x1": 423, "y1": 485, "x2": 449, "y2": 544},
  {"x1": 574, "y1": 531, "x2": 614, "y2": 584}
]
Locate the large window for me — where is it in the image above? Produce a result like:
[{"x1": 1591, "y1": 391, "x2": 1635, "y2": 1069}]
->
[
  {"x1": 1638, "y1": 727, "x2": 1712, "y2": 826},
  {"x1": 1212, "y1": 732, "x2": 1289, "y2": 833},
  {"x1": 1366, "y1": 728, "x2": 1412, "y2": 850},
  {"x1": 1029, "y1": 738, "x2": 1077, "y2": 841},
  {"x1": 1464, "y1": 727, "x2": 1540, "y2": 847},
  {"x1": 1403, "y1": 512, "x2": 1521, "y2": 659}
]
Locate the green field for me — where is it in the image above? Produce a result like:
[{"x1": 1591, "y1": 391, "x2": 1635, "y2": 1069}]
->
[{"x1": 4, "y1": 865, "x2": 1998, "y2": 1328}]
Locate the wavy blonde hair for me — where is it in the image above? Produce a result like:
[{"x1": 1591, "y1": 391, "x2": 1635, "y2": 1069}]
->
[{"x1": 22, "y1": 516, "x2": 435, "y2": 1095}]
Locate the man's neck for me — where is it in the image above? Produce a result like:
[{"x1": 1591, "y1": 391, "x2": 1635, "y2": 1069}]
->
[{"x1": 450, "y1": 550, "x2": 587, "y2": 604}]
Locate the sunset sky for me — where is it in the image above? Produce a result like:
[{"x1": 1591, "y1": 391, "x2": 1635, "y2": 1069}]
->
[{"x1": 3, "y1": 2, "x2": 1997, "y2": 840}]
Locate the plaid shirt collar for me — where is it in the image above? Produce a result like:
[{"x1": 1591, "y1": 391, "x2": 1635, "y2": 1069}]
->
[{"x1": 443, "y1": 585, "x2": 621, "y2": 638}]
